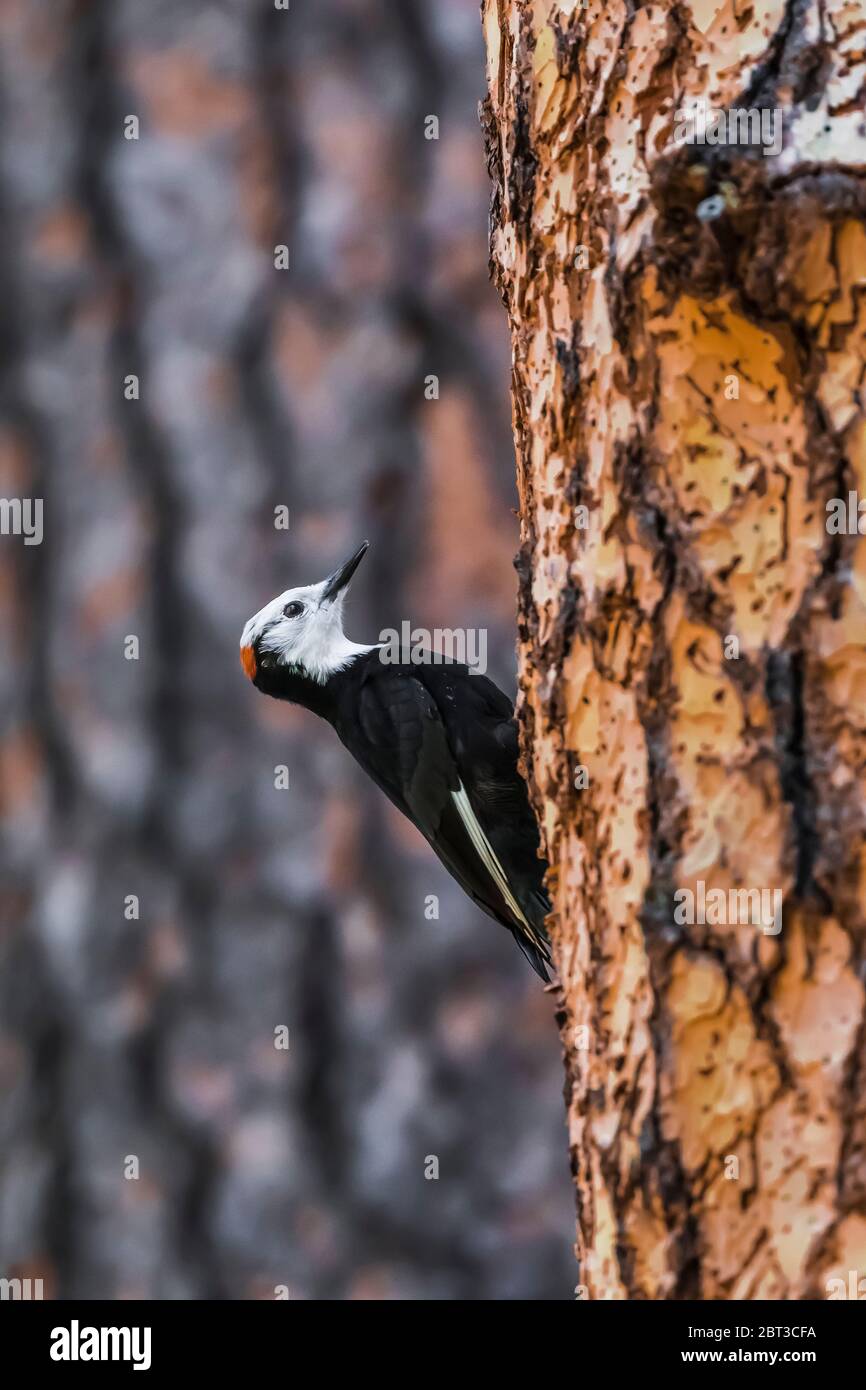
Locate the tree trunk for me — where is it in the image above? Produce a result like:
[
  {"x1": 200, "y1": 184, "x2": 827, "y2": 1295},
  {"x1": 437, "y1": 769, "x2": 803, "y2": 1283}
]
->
[{"x1": 482, "y1": 0, "x2": 866, "y2": 1299}]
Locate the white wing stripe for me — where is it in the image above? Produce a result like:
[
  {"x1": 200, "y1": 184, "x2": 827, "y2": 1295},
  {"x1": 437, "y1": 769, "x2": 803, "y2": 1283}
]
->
[{"x1": 451, "y1": 783, "x2": 530, "y2": 929}]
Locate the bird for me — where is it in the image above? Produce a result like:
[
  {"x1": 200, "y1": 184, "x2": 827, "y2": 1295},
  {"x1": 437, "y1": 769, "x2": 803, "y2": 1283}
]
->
[{"x1": 239, "y1": 542, "x2": 552, "y2": 978}]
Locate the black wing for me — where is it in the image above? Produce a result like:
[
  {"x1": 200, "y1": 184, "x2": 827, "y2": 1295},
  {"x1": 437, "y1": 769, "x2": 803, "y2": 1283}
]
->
[
  {"x1": 422, "y1": 665, "x2": 552, "y2": 957},
  {"x1": 334, "y1": 660, "x2": 550, "y2": 977}
]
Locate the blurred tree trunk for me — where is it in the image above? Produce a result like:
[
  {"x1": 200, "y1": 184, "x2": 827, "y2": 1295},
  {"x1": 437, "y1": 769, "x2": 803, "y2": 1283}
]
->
[
  {"x1": 482, "y1": 0, "x2": 866, "y2": 1298},
  {"x1": 0, "y1": 0, "x2": 575, "y2": 1303}
]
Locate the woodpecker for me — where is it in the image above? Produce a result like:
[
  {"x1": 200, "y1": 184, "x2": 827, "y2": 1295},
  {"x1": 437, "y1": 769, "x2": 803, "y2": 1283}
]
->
[{"x1": 240, "y1": 542, "x2": 552, "y2": 978}]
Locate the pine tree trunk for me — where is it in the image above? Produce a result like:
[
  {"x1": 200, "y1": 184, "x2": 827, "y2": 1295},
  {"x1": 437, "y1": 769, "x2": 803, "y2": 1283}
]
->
[{"x1": 482, "y1": 0, "x2": 866, "y2": 1299}]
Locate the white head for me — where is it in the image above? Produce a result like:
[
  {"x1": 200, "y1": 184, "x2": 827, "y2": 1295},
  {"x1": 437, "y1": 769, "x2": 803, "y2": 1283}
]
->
[{"x1": 240, "y1": 541, "x2": 373, "y2": 686}]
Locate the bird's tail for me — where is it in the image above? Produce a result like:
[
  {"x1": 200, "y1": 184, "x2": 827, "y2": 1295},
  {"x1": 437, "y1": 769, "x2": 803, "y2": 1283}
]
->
[
  {"x1": 511, "y1": 927, "x2": 551, "y2": 980},
  {"x1": 512, "y1": 890, "x2": 552, "y2": 979}
]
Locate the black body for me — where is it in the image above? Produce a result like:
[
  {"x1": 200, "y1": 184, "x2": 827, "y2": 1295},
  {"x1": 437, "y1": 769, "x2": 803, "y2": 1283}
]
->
[{"x1": 253, "y1": 650, "x2": 552, "y2": 977}]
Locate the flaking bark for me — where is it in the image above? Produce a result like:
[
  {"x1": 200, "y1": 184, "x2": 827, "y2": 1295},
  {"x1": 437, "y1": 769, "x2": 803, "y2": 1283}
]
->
[{"x1": 482, "y1": 0, "x2": 866, "y2": 1298}]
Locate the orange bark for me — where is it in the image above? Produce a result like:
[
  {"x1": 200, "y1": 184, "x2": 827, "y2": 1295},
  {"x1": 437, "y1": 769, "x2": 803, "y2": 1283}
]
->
[{"x1": 482, "y1": 0, "x2": 866, "y2": 1298}]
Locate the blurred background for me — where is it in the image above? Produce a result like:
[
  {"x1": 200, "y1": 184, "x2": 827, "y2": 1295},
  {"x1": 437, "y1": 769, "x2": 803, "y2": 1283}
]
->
[{"x1": 0, "y1": 0, "x2": 574, "y2": 1298}]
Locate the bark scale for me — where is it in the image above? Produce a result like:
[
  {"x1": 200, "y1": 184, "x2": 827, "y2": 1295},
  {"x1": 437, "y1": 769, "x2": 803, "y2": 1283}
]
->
[{"x1": 482, "y1": 0, "x2": 866, "y2": 1297}]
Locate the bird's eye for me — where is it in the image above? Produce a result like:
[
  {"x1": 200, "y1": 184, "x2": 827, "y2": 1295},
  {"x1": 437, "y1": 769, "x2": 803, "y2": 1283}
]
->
[{"x1": 283, "y1": 601, "x2": 304, "y2": 619}]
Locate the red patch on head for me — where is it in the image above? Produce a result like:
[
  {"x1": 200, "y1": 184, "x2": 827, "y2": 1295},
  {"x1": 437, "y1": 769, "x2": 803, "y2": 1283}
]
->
[{"x1": 240, "y1": 644, "x2": 257, "y2": 681}]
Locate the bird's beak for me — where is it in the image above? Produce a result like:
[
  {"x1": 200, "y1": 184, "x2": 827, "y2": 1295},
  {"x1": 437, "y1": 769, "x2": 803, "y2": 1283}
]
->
[{"x1": 320, "y1": 540, "x2": 369, "y2": 602}]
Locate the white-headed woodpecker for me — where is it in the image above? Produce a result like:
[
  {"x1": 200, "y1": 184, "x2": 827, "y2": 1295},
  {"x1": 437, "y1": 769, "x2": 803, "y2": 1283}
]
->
[{"x1": 240, "y1": 543, "x2": 552, "y2": 977}]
